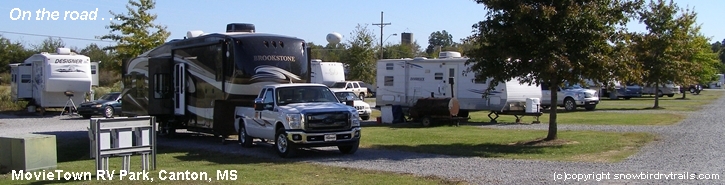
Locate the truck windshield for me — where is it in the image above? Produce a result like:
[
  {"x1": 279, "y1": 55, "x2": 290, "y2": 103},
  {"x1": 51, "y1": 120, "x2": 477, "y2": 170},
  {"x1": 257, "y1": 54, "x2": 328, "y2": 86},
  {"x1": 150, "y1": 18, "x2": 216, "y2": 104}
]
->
[
  {"x1": 329, "y1": 82, "x2": 347, "y2": 88},
  {"x1": 276, "y1": 86, "x2": 339, "y2": 105}
]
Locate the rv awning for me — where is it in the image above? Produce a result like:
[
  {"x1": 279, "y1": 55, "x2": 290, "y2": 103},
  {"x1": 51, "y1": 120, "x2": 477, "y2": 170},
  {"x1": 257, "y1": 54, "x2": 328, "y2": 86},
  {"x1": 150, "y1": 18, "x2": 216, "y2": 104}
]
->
[{"x1": 45, "y1": 78, "x2": 92, "y2": 93}]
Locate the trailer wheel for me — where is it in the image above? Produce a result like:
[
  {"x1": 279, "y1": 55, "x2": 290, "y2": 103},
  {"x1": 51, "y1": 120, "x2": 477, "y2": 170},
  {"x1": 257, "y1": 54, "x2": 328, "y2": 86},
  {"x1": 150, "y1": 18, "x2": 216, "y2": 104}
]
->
[
  {"x1": 564, "y1": 98, "x2": 576, "y2": 111},
  {"x1": 337, "y1": 140, "x2": 359, "y2": 154},
  {"x1": 421, "y1": 117, "x2": 432, "y2": 127},
  {"x1": 238, "y1": 124, "x2": 253, "y2": 148},
  {"x1": 275, "y1": 128, "x2": 297, "y2": 158}
]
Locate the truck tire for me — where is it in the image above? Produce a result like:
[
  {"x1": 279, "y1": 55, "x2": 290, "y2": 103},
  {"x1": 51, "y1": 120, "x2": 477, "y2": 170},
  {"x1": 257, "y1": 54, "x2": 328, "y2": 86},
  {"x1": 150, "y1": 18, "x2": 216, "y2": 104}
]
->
[
  {"x1": 564, "y1": 98, "x2": 576, "y2": 111},
  {"x1": 275, "y1": 128, "x2": 297, "y2": 158},
  {"x1": 585, "y1": 104, "x2": 596, "y2": 111},
  {"x1": 338, "y1": 140, "x2": 359, "y2": 154},
  {"x1": 359, "y1": 93, "x2": 365, "y2": 100},
  {"x1": 667, "y1": 94, "x2": 674, "y2": 97},
  {"x1": 238, "y1": 124, "x2": 253, "y2": 148},
  {"x1": 360, "y1": 115, "x2": 369, "y2": 121}
]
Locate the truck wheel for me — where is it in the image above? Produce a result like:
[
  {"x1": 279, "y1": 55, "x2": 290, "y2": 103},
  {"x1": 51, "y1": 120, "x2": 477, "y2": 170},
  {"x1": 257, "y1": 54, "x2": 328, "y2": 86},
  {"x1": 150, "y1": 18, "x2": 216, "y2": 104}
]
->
[
  {"x1": 275, "y1": 128, "x2": 297, "y2": 158},
  {"x1": 689, "y1": 88, "x2": 696, "y2": 93},
  {"x1": 564, "y1": 98, "x2": 576, "y2": 111},
  {"x1": 359, "y1": 93, "x2": 365, "y2": 100},
  {"x1": 657, "y1": 90, "x2": 664, "y2": 97},
  {"x1": 421, "y1": 117, "x2": 432, "y2": 127},
  {"x1": 338, "y1": 141, "x2": 359, "y2": 154},
  {"x1": 585, "y1": 104, "x2": 596, "y2": 111},
  {"x1": 667, "y1": 94, "x2": 674, "y2": 97},
  {"x1": 360, "y1": 115, "x2": 369, "y2": 120},
  {"x1": 104, "y1": 106, "x2": 114, "y2": 118},
  {"x1": 238, "y1": 124, "x2": 253, "y2": 148}
]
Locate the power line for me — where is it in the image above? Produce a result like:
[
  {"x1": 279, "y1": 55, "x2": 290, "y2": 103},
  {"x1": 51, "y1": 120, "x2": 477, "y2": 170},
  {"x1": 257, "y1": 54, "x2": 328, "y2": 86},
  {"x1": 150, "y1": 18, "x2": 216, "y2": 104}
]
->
[{"x1": 0, "y1": 30, "x2": 114, "y2": 43}]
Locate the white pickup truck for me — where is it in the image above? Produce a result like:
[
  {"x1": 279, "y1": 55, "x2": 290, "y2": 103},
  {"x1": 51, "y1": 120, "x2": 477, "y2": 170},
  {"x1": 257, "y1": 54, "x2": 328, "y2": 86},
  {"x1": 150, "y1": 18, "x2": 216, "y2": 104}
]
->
[
  {"x1": 541, "y1": 84, "x2": 599, "y2": 111},
  {"x1": 234, "y1": 83, "x2": 361, "y2": 158}
]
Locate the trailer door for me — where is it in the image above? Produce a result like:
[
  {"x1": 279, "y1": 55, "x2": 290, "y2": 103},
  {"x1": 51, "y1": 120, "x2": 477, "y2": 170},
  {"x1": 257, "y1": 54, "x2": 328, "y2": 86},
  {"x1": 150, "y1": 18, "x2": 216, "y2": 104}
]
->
[
  {"x1": 174, "y1": 63, "x2": 186, "y2": 115},
  {"x1": 445, "y1": 66, "x2": 458, "y2": 98},
  {"x1": 147, "y1": 57, "x2": 174, "y2": 116}
]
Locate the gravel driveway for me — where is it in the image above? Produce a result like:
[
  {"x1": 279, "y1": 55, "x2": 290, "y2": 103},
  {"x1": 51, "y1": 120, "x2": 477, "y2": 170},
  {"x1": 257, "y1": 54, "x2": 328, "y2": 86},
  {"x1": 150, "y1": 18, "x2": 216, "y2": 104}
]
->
[{"x1": 2, "y1": 91, "x2": 724, "y2": 184}]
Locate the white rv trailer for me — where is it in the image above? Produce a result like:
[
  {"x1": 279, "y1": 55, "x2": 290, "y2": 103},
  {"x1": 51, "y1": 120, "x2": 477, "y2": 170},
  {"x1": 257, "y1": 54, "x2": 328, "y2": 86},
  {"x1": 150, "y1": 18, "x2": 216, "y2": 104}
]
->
[
  {"x1": 375, "y1": 53, "x2": 542, "y2": 122},
  {"x1": 9, "y1": 48, "x2": 92, "y2": 113},
  {"x1": 310, "y1": 59, "x2": 345, "y2": 86}
]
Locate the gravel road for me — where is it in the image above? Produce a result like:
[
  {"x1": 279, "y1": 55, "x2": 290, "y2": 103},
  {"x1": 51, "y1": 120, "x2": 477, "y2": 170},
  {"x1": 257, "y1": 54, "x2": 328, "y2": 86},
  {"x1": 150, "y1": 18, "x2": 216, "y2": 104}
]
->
[{"x1": 2, "y1": 91, "x2": 724, "y2": 184}]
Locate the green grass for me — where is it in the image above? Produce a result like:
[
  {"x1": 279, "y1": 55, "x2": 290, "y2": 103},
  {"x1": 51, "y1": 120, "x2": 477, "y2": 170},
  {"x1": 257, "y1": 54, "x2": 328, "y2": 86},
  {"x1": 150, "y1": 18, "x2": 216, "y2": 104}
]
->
[
  {"x1": 0, "y1": 83, "x2": 123, "y2": 111},
  {"x1": 0, "y1": 135, "x2": 464, "y2": 185},
  {"x1": 596, "y1": 90, "x2": 722, "y2": 111},
  {"x1": 361, "y1": 125, "x2": 655, "y2": 162}
]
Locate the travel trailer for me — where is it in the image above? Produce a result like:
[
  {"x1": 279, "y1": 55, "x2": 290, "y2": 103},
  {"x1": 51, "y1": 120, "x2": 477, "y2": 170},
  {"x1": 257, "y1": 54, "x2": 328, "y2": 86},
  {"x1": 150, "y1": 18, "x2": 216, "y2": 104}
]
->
[
  {"x1": 310, "y1": 59, "x2": 345, "y2": 86},
  {"x1": 122, "y1": 23, "x2": 314, "y2": 138},
  {"x1": 375, "y1": 52, "x2": 542, "y2": 119},
  {"x1": 9, "y1": 48, "x2": 92, "y2": 114}
]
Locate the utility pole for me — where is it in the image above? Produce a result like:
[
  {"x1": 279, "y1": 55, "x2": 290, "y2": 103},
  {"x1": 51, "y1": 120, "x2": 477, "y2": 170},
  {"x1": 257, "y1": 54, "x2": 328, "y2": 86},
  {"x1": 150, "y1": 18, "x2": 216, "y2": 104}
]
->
[{"x1": 373, "y1": 11, "x2": 391, "y2": 60}]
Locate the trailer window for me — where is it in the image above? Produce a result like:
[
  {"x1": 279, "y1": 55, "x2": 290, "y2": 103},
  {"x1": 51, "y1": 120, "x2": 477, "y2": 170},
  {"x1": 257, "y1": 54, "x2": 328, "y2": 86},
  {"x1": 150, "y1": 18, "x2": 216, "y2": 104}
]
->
[
  {"x1": 91, "y1": 65, "x2": 97, "y2": 75},
  {"x1": 386, "y1": 63, "x2": 394, "y2": 70},
  {"x1": 384, "y1": 76, "x2": 394, "y2": 86},
  {"x1": 21, "y1": 74, "x2": 31, "y2": 83},
  {"x1": 153, "y1": 73, "x2": 171, "y2": 99},
  {"x1": 434, "y1": 73, "x2": 443, "y2": 80}
]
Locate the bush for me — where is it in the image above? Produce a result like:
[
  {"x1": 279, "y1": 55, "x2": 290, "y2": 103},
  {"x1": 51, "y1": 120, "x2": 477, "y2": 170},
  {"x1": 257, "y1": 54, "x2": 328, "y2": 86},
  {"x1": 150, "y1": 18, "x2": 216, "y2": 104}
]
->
[
  {"x1": 99, "y1": 70, "x2": 121, "y2": 87},
  {"x1": 0, "y1": 73, "x2": 10, "y2": 85},
  {"x1": 0, "y1": 85, "x2": 28, "y2": 111},
  {"x1": 91, "y1": 81, "x2": 123, "y2": 100}
]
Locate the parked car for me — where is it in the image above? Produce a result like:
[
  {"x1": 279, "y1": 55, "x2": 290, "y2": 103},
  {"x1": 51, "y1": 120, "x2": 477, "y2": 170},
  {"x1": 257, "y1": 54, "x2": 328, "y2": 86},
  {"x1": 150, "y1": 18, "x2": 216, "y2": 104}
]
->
[
  {"x1": 642, "y1": 83, "x2": 680, "y2": 97},
  {"x1": 681, "y1": 84, "x2": 702, "y2": 94},
  {"x1": 77, "y1": 92, "x2": 122, "y2": 119},
  {"x1": 332, "y1": 90, "x2": 372, "y2": 120}
]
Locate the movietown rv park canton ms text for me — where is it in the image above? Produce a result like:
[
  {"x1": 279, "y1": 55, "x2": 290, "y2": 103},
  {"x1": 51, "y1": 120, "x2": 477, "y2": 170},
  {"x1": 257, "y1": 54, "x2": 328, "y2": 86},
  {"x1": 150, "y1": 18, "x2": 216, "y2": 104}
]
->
[{"x1": 11, "y1": 169, "x2": 239, "y2": 182}]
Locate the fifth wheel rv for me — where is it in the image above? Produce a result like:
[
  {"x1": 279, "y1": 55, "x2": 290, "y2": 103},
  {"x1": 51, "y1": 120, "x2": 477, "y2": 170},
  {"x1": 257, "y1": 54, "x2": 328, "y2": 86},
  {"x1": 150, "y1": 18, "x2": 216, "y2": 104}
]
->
[
  {"x1": 310, "y1": 59, "x2": 345, "y2": 86},
  {"x1": 123, "y1": 23, "x2": 316, "y2": 139},
  {"x1": 375, "y1": 52, "x2": 542, "y2": 122},
  {"x1": 9, "y1": 48, "x2": 92, "y2": 114}
]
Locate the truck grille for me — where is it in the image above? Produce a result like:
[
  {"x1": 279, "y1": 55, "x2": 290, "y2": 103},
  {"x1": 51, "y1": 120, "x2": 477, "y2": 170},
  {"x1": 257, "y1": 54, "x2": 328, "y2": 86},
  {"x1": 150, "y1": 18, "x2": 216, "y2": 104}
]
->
[
  {"x1": 354, "y1": 106, "x2": 365, "y2": 110},
  {"x1": 305, "y1": 111, "x2": 350, "y2": 132}
]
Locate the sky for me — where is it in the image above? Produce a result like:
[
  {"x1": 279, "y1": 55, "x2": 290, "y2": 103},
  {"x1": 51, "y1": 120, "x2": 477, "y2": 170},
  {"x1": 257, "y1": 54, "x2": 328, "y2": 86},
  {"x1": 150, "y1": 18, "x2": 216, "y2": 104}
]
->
[{"x1": 1, "y1": 0, "x2": 723, "y2": 50}]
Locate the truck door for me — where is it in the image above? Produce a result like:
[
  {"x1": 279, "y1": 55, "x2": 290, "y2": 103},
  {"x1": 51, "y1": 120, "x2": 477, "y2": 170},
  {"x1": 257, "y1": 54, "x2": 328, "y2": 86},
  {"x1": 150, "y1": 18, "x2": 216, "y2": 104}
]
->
[
  {"x1": 174, "y1": 63, "x2": 186, "y2": 115},
  {"x1": 147, "y1": 56, "x2": 174, "y2": 116}
]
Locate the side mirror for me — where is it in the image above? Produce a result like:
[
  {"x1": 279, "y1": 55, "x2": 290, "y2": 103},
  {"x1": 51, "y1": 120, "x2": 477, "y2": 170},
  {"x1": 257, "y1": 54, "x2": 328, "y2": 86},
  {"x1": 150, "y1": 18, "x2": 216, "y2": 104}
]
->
[
  {"x1": 254, "y1": 98, "x2": 265, "y2": 111},
  {"x1": 344, "y1": 96, "x2": 355, "y2": 107}
]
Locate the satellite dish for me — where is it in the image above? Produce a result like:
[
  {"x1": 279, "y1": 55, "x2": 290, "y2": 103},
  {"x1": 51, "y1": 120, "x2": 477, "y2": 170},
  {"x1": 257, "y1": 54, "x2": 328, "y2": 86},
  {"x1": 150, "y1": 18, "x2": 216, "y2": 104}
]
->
[{"x1": 326, "y1": 32, "x2": 343, "y2": 44}]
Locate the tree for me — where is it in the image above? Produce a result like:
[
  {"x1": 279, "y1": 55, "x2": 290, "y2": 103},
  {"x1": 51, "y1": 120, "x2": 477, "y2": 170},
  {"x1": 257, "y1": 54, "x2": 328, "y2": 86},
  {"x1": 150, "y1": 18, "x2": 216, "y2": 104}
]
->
[
  {"x1": 0, "y1": 35, "x2": 32, "y2": 74},
  {"x1": 466, "y1": 0, "x2": 642, "y2": 140},
  {"x1": 98, "y1": 0, "x2": 170, "y2": 73},
  {"x1": 679, "y1": 35, "x2": 719, "y2": 99},
  {"x1": 635, "y1": 0, "x2": 703, "y2": 106},
  {"x1": 720, "y1": 38, "x2": 725, "y2": 66},
  {"x1": 425, "y1": 30, "x2": 454, "y2": 57},
  {"x1": 343, "y1": 24, "x2": 377, "y2": 84},
  {"x1": 383, "y1": 43, "x2": 415, "y2": 59},
  {"x1": 32, "y1": 37, "x2": 65, "y2": 53},
  {"x1": 79, "y1": 43, "x2": 117, "y2": 71}
]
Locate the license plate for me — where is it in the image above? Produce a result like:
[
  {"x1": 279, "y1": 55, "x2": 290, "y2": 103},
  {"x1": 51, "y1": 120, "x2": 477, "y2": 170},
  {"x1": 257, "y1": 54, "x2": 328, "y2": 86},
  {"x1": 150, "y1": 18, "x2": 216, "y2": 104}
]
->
[
  {"x1": 589, "y1": 102, "x2": 597, "y2": 104},
  {"x1": 324, "y1": 134, "x2": 336, "y2": 141}
]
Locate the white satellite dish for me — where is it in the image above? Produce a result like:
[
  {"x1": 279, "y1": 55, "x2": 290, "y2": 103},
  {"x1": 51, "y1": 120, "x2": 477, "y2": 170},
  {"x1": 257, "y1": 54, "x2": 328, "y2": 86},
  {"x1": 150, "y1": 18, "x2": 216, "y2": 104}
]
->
[{"x1": 326, "y1": 32, "x2": 342, "y2": 44}]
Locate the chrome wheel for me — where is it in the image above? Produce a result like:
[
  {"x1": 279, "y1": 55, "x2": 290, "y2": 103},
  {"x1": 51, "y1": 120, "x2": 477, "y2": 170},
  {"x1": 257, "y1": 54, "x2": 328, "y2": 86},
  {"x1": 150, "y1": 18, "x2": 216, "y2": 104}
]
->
[
  {"x1": 104, "y1": 106, "x2": 114, "y2": 118},
  {"x1": 276, "y1": 133, "x2": 288, "y2": 153},
  {"x1": 564, "y1": 98, "x2": 576, "y2": 111}
]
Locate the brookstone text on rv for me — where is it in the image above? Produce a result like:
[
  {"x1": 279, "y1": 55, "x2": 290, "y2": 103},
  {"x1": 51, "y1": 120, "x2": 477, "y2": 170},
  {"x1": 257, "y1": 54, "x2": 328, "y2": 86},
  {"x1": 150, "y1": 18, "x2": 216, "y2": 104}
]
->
[
  {"x1": 254, "y1": 55, "x2": 295, "y2": 62},
  {"x1": 54, "y1": 59, "x2": 86, "y2": 63}
]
